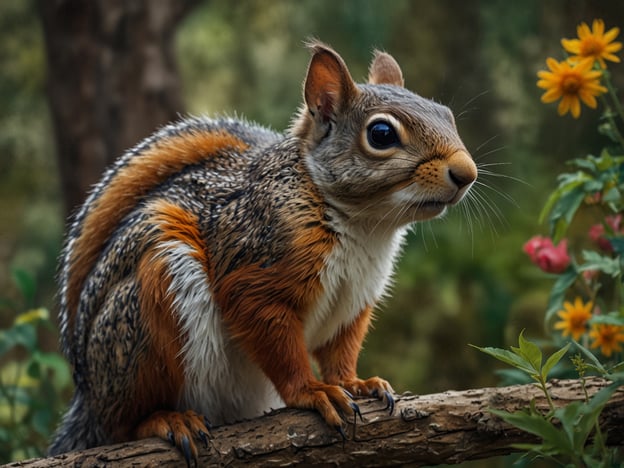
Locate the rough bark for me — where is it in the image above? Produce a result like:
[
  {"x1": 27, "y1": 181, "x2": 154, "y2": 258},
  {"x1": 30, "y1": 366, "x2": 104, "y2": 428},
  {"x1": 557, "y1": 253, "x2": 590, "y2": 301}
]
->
[
  {"x1": 7, "y1": 378, "x2": 624, "y2": 467},
  {"x1": 38, "y1": 0, "x2": 199, "y2": 216}
]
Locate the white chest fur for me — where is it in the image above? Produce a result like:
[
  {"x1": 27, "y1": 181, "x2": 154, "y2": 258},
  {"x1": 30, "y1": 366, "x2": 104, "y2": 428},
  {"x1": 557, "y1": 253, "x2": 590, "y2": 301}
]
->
[{"x1": 304, "y1": 224, "x2": 407, "y2": 350}]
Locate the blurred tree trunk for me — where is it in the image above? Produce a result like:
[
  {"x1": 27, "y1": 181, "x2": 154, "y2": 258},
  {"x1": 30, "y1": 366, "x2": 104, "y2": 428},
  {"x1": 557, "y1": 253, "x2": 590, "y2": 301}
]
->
[{"x1": 38, "y1": 0, "x2": 199, "y2": 217}]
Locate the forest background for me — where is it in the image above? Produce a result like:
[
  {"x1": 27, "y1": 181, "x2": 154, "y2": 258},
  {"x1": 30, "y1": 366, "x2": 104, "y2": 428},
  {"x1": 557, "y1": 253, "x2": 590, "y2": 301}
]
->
[{"x1": 1, "y1": 0, "x2": 623, "y2": 464}]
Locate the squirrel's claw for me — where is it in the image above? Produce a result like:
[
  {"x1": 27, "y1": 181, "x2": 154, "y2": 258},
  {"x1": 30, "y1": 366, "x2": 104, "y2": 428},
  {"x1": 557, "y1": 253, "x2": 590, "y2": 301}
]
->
[
  {"x1": 383, "y1": 390, "x2": 395, "y2": 415},
  {"x1": 349, "y1": 401, "x2": 364, "y2": 422},
  {"x1": 180, "y1": 435, "x2": 193, "y2": 468},
  {"x1": 198, "y1": 429, "x2": 209, "y2": 448},
  {"x1": 336, "y1": 424, "x2": 347, "y2": 441}
]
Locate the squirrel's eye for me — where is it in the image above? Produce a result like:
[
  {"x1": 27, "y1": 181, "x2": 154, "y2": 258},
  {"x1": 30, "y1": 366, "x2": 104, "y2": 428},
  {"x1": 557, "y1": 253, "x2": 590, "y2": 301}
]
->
[{"x1": 366, "y1": 120, "x2": 400, "y2": 150}]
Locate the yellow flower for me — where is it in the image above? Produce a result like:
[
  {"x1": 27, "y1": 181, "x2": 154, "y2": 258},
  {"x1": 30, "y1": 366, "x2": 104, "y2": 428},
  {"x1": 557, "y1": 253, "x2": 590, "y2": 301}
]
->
[
  {"x1": 562, "y1": 19, "x2": 622, "y2": 68},
  {"x1": 553, "y1": 297, "x2": 592, "y2": 340},
  {"x1": 537, "y1": 57, "x2": 607, "y2": 118},
  {"x1": 589, "y1": 324, "x2": 624, "y2": 358},
  {"x1": 13, "y1": 307, "x2": 49, "y2": 325}
]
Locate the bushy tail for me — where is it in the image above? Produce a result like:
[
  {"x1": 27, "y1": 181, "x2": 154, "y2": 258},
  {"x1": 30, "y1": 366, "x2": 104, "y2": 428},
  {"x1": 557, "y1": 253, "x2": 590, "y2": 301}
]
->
[{"x1": 48, "y1": 391, "x2": 106, "y2": 455}]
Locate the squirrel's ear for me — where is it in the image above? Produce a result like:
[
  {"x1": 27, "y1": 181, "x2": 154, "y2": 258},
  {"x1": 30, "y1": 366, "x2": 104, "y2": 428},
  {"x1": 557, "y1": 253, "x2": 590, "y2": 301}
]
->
[
  {"x1": 368, "y1": 50, "x2": 404, "y2": 87},
  {"x1": 303, "y1": 42, "x2": 358, "y2": 123}
]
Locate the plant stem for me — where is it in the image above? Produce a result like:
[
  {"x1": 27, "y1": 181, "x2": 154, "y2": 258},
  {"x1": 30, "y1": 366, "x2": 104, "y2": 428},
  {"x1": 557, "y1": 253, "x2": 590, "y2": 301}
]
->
[
  {"x1": 599, "y1": 94, "x2": 624, "y2": 148},
  {"x1": 599, "y1": 68, "x2": 624, "y2": 148},
  {"x1": 603, "y1": 68, "x2": 624, "y2": 124},
  {"x1": 580, "y1": 376, "x2": 589, "y2": 403},
  {"x1": 538, "y1": 377, "x2": 556, "y2": 415}
]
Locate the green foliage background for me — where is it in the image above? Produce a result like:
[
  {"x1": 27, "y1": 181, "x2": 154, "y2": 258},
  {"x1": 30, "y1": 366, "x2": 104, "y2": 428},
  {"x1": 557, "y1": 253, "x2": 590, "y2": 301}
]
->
[{"x1": 1, "y1": 0, "x2": 623, "y2": 463}]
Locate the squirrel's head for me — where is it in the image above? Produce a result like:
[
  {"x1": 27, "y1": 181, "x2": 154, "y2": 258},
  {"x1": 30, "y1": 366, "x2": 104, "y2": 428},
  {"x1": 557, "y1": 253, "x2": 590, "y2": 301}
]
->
[{"x1": 291, "y1": 41, "x2": 477, "y2": 228}]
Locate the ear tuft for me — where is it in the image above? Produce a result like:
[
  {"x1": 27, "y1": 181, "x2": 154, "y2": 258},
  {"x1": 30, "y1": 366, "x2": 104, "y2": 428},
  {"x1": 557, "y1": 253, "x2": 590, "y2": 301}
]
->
[
  {"x1": 303, "y1": 40, "x2": 358, "y2": 123},
  {"x1": 368, "y1": 50, "x2": 404, "y2": 87}
]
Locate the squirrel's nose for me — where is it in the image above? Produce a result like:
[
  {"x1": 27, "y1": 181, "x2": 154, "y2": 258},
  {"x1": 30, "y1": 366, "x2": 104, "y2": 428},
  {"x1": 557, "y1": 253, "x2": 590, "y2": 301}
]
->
[{"x1": 447, "y1": 150, "x2": 477, "y2": 190}]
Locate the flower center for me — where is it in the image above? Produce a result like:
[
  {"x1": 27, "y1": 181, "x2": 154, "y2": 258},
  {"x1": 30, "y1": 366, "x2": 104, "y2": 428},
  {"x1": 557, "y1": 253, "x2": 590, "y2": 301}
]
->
[
  {"x1": 600, "y1": 327, "x2": 616, "y2": 342},
  {"x1": 580, "y1": 38, "x2": 603, "y2": 56},
  {"x1": 561, "y1": 74, "x2": 582, "y2": 94},
  {"x1": 569, "y1": 314, "x2": 588, "y2": 330}
]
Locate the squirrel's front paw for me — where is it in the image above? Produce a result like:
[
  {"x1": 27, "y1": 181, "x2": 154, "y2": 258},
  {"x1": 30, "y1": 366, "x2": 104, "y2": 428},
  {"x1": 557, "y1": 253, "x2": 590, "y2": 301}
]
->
[
  {"x1": 135, "y1": 409, "x2": 210, "y2": 467},
  {"x1": 285, "y1": 381, "x2": 362, "y2": 432},
  {"x1": 341, "y1": 376, "x2": 395, "y2": 414}
]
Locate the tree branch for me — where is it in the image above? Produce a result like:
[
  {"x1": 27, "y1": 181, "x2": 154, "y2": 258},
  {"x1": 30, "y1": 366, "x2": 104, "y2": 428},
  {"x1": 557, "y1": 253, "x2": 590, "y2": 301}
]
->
[{"x1": 9, "y1": 378, "x2": 624, "y2": 467}]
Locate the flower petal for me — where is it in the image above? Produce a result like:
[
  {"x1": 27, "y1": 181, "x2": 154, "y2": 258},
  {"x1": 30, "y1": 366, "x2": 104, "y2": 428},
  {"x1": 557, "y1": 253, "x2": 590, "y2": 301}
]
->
[
  {"x1": 562, "y1": 38, "x2": 581, "y2": 54},
  {"x1": 575, "y1": 57, "x2": 595, "y2": 73},
  {"x1": 537, "y1": 71, "x2": 557, "y2": 81},
  {"x1": 541, "y1": 88, "x2": 562, "y2": 103},
  {"x1": 605, "y1": 42, "x2": 622, "y2": 52},
  {"x1": 592, "y1": 19, "x2": 605, "y2": 36},
  {"x1": 578, "y1": 90, "x2": 597, "y2": 108},
  {"x1": 558, "y1": 96, "x2": 570, "y2": 116},
  {"x1": 603, "y1": 53, "x2": 621, "y2": 63},
  {"x1": 577, "y1": 22, "x2": 591, "y2": 39},
  {"x1": 546, "y1": 57, "x2": 563, "y2": 72},
  {"x1": 604, "y1": 27, "x2": 620, "y2": 43}
]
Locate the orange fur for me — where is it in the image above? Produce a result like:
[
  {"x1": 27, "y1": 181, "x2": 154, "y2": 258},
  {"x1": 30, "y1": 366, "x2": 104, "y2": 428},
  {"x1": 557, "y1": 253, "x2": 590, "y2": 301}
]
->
[
  {"x1": 313, "y1": 305, "x2": 373, "y2": 384},
  {"x1": 146, "y1": 199, "x2": 212, "y2": 278},
  {"x1": 215, "y1": 217, "x2": 337, "y2": 403},
  {"x1": 66, "y1": 131, "x2": 247, "y2": 335},
  {"x1": 124, "y1": 201, "x2": 210, "y2": 440}
]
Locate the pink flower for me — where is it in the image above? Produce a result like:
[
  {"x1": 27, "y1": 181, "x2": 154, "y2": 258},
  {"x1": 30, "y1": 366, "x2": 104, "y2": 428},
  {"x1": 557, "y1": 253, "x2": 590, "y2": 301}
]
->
[
  {"x1": 523, "y1": 235, "x2": 571, "y2": 273},
  {"x1": 589, "y1": 214, "x2": 622, "y2": 252}
]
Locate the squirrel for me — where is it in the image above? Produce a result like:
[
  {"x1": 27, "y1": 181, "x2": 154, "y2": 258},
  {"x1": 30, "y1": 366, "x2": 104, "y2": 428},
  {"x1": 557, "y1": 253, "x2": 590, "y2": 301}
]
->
[{"x1": 48, "y1": 41, "x2": 477, "y2": 463}]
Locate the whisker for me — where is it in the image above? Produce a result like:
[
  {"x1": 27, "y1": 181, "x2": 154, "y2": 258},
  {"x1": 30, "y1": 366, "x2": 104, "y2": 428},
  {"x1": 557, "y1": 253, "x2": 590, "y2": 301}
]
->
[
  {"x1": 471, "y1": 134, "x2": 500, "y2": 157},
  {"x1": 473, "y1": 145, "x2": 507, "y2": 161},
  {"x1": 474, "y1": 180, "x2": 518, "y2": 207},
  {"x1": 477, "y1": 169, "x2": 529, "y2": 187},
  {"x1": 460, "y1": 89, "x2": 491, "y2": 112},
  {"x1": 454, "y1": 90, "x2": 491, "y2": 121},
  {"x1": 469, "y1": 187, "x2": 509, "y2": 231}
]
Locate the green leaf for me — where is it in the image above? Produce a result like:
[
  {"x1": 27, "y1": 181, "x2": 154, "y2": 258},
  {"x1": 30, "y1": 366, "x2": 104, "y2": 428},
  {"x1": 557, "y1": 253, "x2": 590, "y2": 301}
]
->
[
  {"x1": 11, "y1": 269, "x2": 36, "y2": 304},
  {"x1": 586, "y1": 383, "x2": 620, "y2": 413},
  {"x1": 569, "y1": 157, "x2": 598, "y2": 171},
  {"x1": 542, "y1": 343, "x2": 571, "y2": 380},
  {"x1": 600, "y1": 371, "x2": 624, "y2": 385},
  {"x1": 609, "y1": 238, "x2": 624, "y2": 255},
  {"x1": 34, "y1": 351, "x2": 72, "y2": 388},
  {"x1": 26, "y1": 360, "x2": 41, "y2": 379},
  {"x1": 608, "y1": 363, "x2": 624, "y2": 374},
  {"x1": 470, "y1": 344, "x2": 536, "y2": 375},
  {"x1": 551, "y1": 190, "x2": 586, "y2": 242},
  {"x1": 489, "y1": 407, "x2": 573, "y2": 454},
  {"x1": 5, "y1": 323, "x2": 37, "y2": 353},
  {"x1": 516, "y1": 331, "x2": 543, "y2": 373},
  {"x1": 573, "y1": 340, "x2": 607, "y2": 375},
  {"x1": 589, "y1": 314, "x2": 624, "y2": 327},
  {"x1": 598, "y1": 120, "x2": 622, "y2": 144},
  {"x1": 554, "y1": 401, "x2": 599, "y2": 451},
  {"x1": 539, "y1": 174, "x2": 588, "y2": 226},
  {"x1": 579, "y1": 250, "x2": 621, "y2": 277},
  {"x1": 31, "y1": 408, "x2": 53, "y2": 436},
  {"x1": 544, "y1": 268, "x2": 579, "y2": 325},
  {"x1": 601, "y1": 185, "x2": 620, "y2": 203},
  {"x1": 0, "y1": 329, "x2": 17, "y2": 356},
  {"x1": 557, "y1": 383, "x2": 621, "y2": 452}
]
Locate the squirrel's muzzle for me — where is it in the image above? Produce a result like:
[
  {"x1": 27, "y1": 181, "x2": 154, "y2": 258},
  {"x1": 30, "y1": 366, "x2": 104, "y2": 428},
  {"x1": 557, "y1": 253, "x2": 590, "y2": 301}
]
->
[{"x1": 446, "y1": 150, "x2": 477, "y2": 204}]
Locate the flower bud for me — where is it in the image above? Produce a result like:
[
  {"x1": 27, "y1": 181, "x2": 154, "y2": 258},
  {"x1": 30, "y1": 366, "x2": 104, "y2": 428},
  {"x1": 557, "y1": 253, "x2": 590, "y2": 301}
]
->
[{"x1": 523, "y1": 235, "x2": 570, "y2": 273}]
